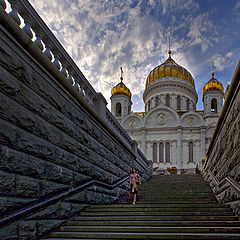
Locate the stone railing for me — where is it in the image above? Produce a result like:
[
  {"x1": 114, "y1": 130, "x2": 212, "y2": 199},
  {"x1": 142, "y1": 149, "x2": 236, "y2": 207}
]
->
[
  {"x1": 0, "y1": 1, "x2": 151, "y2": 239},
  {"x1": 203, "y1": 60, "x2": 240, "y2": 216},
  {"x1": 0, "y1": 0, "x2": 141, "y2": 163},
  {"x1": 106, "y1": 109, "x2": 133, "y2": 146},
  {"x1": 2, "y1": 0, "x2": 98, "y2": 106},
  {"x1": 0, "y1": 0, "x2": 135, "y2": 150}
]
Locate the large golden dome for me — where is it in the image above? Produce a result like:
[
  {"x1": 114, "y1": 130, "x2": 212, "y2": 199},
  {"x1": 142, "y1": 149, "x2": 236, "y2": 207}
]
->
[
  {"x1": 203, "y1": 72, "x2": 224, "y2": 94},
  {"x1": 146, "y1": 51, "x2": 195, "y2": 87},
  {"x1": 111, "y1": 81, "x2": 132, "y2": 98}
]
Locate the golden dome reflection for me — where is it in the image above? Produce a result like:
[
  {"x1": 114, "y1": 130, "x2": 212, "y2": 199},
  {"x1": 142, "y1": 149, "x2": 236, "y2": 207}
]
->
[
  {"x1": 202, "y1": 72, "x2": 224, "y2": 94},
  {"x1": 146, "y1": 53, "x2": 195, "y2": 87}
]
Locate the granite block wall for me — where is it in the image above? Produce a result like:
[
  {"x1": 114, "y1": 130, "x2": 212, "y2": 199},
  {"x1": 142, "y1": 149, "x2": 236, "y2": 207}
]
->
[
  {"x1": 0, "y1": 23, "x2": 150, "y2": 240},
  {"x1": 203, "y1": 61, "x2": 240, "y2": 217}
]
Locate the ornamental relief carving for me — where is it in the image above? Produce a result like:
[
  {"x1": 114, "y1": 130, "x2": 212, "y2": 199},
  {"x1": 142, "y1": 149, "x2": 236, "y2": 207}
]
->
[
  {"x1": 156, "y1": 113, "x2": 167, "y2": 125},
  {"x1": 187, "y1": 116, "x2": 196, "y2": 126},
  {"x1": 129, "y1": 119, "x2": 136, "y2": 128}
]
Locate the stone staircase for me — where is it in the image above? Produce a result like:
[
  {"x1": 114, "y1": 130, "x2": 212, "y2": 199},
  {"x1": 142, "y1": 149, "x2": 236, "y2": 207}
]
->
[{"x1": 43, "y1": 174, "x2": 240, "y2": 239}]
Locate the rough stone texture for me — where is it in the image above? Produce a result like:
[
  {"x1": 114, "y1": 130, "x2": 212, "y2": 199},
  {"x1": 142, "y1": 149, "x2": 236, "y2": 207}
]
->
[
  {"x1": 0, "y1": 223, "x2": 18, "y2": 240},
  {"x1": 0, "y1": 196, "x2": 36, "y2": 215},
  {"x1": 203, "y1": 62, "x2": 240, "y2": 217},
  {"x1": 18, "y1": 220, "x2": 37, "y2": 240},
  {"x1": 0, "y1": 13, "x2": 150, "y2": 240},
  {"x1": 0, "y1": 170, "x2": 15, "y2": 196}
]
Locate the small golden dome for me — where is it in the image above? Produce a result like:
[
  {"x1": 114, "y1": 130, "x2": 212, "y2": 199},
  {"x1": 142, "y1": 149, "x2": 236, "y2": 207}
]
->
[
  {"x1": 202, "y1": 72, "x2": 224, "y2": 94},
  {"x1": 111, "y1": 81, "x2": 132, "y2": 98},
  {"x1": 146, "y1": 53, "x2": 195, "y2": 87}
]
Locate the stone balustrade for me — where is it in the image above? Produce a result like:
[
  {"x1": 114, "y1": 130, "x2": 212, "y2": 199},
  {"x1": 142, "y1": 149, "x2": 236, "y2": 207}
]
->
[
  {"x1": 0, "y1": 0, "x2": 137, "y2": 153},
  {"x1": 203, "y1": 60, "x2": 240, "y2": 217},
  {"x1": 6, "y1": 0, "x2": 98, "y2": 106}
]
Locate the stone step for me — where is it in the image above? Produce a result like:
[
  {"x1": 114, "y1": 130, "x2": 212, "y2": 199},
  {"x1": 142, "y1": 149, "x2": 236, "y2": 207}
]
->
[
  {"x1": 86, "y1": 207, "x2": 232, "y2": 212},
  {"x1": 80, "y1": 211, "x2": 234, "y2": 216},
  {"x1": 140, "y1": 185, "x2": 211, "y2": 188},
  {"x1": 140, "y1": 189, "x2": 213, "y2": 193},
  {"x1": 140, "y1": 193, "x2": 215, "y2": 196},
  {"x1": 115, "y1": 201, "x2": 219, "y2": 205},
  {"x1": 66, "y1": 220, "x2": 240, "y2": 227},
  {"x1": 91, "y1": 203, "x2": 221, "y2": 208},
  {"x1": 48, "y1": 231, "x2": 240, "y2": 239},
  {"x1": 139, "y1": 198, "x2": 217, "y2": 201},
  {"x1": 41, "y1": 175, "x2": 240, "y2": 240},
  {"x1": 139, "y1": 194, "x2": 216, "y2": 198},
  {"x1": 73, "y1": 215, "x2": 238, "y2": 221},
  {"x1": 60, "y1": 226, "x2": 240, "y2": 233}
]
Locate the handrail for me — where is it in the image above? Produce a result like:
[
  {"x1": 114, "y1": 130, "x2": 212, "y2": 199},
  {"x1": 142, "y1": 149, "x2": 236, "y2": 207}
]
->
[
  {"x1": 0, "y1": 175, "x2": 129, "y2": 227},
  {"x1": 206, "y1": 170, "x2": 240, "y2": 194},
  {"x1": 0, "y1": 166, "x2": 152, "y2": 227}
]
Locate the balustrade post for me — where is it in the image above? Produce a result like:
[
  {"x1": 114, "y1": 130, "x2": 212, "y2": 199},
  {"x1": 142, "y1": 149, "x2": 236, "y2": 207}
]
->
[
  {"x1": 95, "y1": 93, "x2": 107, "y2": 119},
  {"x1": 59, "y1": 59, "x2": 68, "y2": 78},
  {"x1": 9, "y1": 0, "x2": 21, "y2": 25},
  {"x1": 0, "y1": 0, "x2": 6, "y2": 10},
  {"x1": 33, "y1": 27, "x2": 44, "y2": 51},
  {"x1": 42, "y1": 38, "x2": 53, "y2": 61},
  {"x1": 67, "y1": 73, "x2": 74, "y2": 86},
  {"x1": 22, "y1": 18, "x2": 33, "y2": 39},
  {"x1": 51, "y1": 50, "x2": 61, "y2": 70}
]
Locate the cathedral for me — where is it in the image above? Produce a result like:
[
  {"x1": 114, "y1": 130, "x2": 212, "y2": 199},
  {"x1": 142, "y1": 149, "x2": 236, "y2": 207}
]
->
[{"x1": 110, "y1": 48, "x2": 224, "y2": 174}]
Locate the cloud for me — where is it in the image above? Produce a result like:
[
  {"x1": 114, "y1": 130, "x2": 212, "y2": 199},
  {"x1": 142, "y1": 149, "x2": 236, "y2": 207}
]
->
[
  {"x1": 234, "y1": 1, "x2": 240, "y2": 22},
  {"x1": 25, "y1": 0, "x2": 235, "y2": 111}
]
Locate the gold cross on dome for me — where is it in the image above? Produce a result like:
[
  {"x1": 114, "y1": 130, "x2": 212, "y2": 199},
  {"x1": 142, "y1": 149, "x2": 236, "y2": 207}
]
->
[
  {"x1": 120, "y1": 66, "x2": 123, "y2": 81},
  {"x1": 211, "y1": 62, "x2": 215, "y2": 72},
  {"x1": 168, "y1": 38, "x2": 172, "y2": 57},
  {"x1": 211, "y1": 62, "x2": 215, "y2": 77}
]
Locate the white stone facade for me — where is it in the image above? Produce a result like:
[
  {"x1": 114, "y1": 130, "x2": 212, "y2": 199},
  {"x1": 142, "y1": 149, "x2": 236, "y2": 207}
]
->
[{"x1": 111, "y1": 75, "x2": 224, "y2": 174}]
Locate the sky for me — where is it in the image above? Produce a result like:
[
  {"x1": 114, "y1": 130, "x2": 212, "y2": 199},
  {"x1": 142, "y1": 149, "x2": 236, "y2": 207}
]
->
[{"x1": 12, "y1": 0, "x2": 240, "y2": 111}]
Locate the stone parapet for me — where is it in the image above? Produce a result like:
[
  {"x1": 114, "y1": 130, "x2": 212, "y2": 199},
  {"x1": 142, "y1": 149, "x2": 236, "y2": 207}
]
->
[
  {"x1": 203, "y1": 60, "x2": 240, "y2": 217},
  {"x1": 0, "y1": 0, "x2": 134, "y2": 151}
]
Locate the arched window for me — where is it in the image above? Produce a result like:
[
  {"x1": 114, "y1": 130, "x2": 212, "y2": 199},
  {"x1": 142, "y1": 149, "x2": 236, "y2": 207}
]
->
[
  {"x1": 153, "y1": 143, "x2": 157, "y2": 163},
  {"x1": 166, "y1": 95, "x2": 170, "y2": 107},
  {"x1": 189, "y1": 142, "x2": 193, "y2": 163},
  {"x1": 165, "y1": 142, "x2": 170, "y2": 163},
  {"x1": 186, "y1": 99, "x2": 190, "y2": 110},
  {"x1": 156, "y1": 96, "x2": 160, "y2": 106},
  {"x1": 177, "y1": 96, "x2": 181, "y2": 110},
  {"x1": 211, "y1": 98, "x2": 217, "y2": 113},
  {"x1": 116, "y1": 102, "x2": 122, "y2": 117},
  {"x1": 159, "y1": 143, "x2": 164, "y2": 163}
]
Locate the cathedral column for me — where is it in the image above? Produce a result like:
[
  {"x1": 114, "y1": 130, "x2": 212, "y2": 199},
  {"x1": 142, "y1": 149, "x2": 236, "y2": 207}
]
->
[
  {"x1": 141, "y1": 130, "x2": 146, "y2": 155},
  {"x1": 200, "y1": 129, "x2": 206, "y2": 162},
  {"x1": 177, "y1": 129, "x2": 183, "y2": 173}
]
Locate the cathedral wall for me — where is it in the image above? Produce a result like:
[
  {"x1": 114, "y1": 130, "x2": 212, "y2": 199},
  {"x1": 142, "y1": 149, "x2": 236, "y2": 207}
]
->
[
  {"x1": 203, "y1": 61, "x2": 240, "y2": 217},
  {"x1": 143, "y1": 79, "x2": 197, "y2": 112},
  {"x1": 124, "y1": 107, "x2": 208, "y2": 174}
]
